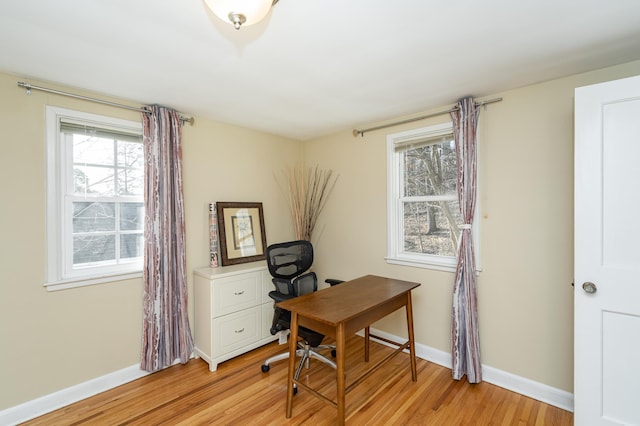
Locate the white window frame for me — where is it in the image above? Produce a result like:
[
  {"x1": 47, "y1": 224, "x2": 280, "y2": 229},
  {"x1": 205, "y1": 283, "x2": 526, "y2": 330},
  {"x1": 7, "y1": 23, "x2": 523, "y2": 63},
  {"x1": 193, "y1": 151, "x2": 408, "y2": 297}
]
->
[
  {"x1": 45, "y1": 106, "x2": 144, "y2": 291},
  {"x1": 386, "y1": 122, "x2": 480, "y2": 272}
]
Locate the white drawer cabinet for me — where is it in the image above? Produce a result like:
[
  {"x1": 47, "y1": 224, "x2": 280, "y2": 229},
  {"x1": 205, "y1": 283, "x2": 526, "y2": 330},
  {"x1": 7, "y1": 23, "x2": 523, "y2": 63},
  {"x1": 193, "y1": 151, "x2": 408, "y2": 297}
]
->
[{"x1": 194, "y1": 262, "x2": 276, "y2": 371}]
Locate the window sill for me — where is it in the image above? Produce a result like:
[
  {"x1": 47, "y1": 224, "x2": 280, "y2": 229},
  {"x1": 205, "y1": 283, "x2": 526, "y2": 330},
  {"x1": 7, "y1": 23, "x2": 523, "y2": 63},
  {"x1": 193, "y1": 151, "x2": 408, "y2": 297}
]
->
[
  {"x1": 385, "y1": 256, "x2": 457, "y2": 273},
  {"x1": 44, "y1": 271, "x2": 143, "y2": 291},
  {"x1": 385, "y1": 256, "x2": 483, "y2": 275}
]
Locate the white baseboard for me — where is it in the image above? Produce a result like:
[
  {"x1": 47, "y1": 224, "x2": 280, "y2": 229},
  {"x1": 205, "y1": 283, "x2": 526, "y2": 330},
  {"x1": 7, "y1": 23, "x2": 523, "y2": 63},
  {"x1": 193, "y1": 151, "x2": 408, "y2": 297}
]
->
[
  {"x1": 0, "y1": 364, "x2": 149, "y2": 426},
  {"x1": 361, "y1": 328, "x2": 574, "y2": 413}
]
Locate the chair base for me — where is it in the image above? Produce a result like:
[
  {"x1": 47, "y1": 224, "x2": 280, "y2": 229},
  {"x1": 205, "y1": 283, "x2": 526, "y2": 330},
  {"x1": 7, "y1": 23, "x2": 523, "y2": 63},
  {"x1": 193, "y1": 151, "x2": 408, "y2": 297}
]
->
[{"x1": 261, "y1": 342, "x2": 336, "y2": 379}]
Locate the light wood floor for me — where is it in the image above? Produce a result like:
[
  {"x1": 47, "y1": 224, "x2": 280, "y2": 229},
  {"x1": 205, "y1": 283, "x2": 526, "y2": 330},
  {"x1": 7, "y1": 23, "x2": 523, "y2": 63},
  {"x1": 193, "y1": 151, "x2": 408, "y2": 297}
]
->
[{"x1": 23, "y1": 336, "x2": 573, "y2": 425}]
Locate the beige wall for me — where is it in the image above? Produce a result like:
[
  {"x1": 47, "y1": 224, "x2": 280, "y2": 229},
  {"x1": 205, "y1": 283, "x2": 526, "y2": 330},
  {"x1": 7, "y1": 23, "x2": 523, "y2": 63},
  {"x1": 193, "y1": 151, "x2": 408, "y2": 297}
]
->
[
  {"x1": 0, "y1": 71, "x2": 299, "y2": 410},
  {"x1": 303, "y1": 60, "x2": 640, "y2": 393},
  {"x1": 3, "y1": 59, "x2": 640, "y2": 411}
]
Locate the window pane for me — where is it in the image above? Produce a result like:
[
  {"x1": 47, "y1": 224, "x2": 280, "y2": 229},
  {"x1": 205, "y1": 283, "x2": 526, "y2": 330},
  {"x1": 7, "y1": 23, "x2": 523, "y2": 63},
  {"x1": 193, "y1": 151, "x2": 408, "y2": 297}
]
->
[
  {"x1": 73, "y1": 135, "x2": 114, "y2": 166},
  {"x1": 403, "y1": 200, "x2": 462, "y2": 256},
  {"x1": 403, "y1": 138, "x2": 457, "y2": 197},
  {"x1": 73, "y1": 234, "x2": 116, "y2": 265},
  {"x1": 115, "y1": 141, "x2": 144, "y2": 195},
  {"x1": 121, "y1": 233, "x2": 144, "y2": 259},
  {"x1": 73, "y1": 202, "x2": 116, "y2": 232},
  {"x1": 117, "y1": 141, "x2": 144, "y2": 168},
  {"x1": 116, "y1": 168, "x2": 144, "y2": 196},
  {"x1": 73, "y1": 165, "x2": 116, "y2": 196},
  {"x1": 120, "y1": 203, "x2": 144, "y2": 230}
]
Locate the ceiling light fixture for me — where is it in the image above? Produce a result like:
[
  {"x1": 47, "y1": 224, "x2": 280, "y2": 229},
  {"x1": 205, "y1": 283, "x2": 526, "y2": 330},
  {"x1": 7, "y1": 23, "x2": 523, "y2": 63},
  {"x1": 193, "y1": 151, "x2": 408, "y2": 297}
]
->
[{"x1": 204, "y1": 0, "x2": 279, "y2": 30}]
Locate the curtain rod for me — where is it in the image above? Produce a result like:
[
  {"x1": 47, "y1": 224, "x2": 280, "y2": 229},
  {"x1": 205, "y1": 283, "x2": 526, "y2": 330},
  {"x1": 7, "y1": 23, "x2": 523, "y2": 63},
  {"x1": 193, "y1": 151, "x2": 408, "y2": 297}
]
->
[
  {"x1": 17, "y1": 81, "x2": 195, "y2": 126},
  {"x1": 352, "y1": 97, "x2": 502, "y2": 137}
]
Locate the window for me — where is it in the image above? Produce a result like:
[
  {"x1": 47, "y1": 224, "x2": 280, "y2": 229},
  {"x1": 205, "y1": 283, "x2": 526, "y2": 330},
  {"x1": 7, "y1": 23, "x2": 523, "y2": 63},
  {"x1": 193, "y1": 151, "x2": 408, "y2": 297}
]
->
[
  {"x1": 387, "y1": 122, "x2": 477, "y2": 271},
  {"x1": 45, "y1": 106, "x2": 144, "y2": 290}
]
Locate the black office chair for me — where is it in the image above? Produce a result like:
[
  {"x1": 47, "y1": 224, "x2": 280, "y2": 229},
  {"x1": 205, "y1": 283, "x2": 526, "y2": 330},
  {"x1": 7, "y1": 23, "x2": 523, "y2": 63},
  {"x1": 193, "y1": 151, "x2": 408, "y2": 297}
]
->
[{"x1": 260, "y1": 240, "x2": 339, "y2": 384}]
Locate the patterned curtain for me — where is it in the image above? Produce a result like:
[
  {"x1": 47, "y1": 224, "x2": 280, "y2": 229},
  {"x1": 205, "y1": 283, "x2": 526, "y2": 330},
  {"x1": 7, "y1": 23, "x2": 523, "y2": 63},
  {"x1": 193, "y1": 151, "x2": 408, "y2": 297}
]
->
[
  {"x1": 450, "y1": 97, "x2": 482, "y2": 383},
  {"x1": 140, "y1": 105, "x2": 193, "y2": 372}
]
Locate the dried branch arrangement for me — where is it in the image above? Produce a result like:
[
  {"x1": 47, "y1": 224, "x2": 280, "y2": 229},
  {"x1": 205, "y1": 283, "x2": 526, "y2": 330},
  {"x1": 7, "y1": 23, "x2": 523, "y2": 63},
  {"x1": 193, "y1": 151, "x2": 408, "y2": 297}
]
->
[{"x1": 282, "y1": 165, "x2": 338, "y2": 241}]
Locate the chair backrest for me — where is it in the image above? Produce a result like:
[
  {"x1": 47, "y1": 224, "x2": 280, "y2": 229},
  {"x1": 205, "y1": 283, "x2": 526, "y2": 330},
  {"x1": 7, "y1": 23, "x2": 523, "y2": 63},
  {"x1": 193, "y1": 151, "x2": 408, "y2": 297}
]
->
[
  {"x1": 266, "y1": 240, "x2": 321, "y2": 343},
  {"x1": 266, "y1": 240, "x2": 313, "y2": 280}
]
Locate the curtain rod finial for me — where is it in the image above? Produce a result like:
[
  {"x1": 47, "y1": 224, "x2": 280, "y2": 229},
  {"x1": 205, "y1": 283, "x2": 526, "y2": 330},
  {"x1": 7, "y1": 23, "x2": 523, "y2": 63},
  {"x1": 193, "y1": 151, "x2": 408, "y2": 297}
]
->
[
  {"x1": 17, "y1": 81, "x2": 31, "y2": 95},
  {"x1": 180, "y1": 116, "x2": 194, "y2": 126}
]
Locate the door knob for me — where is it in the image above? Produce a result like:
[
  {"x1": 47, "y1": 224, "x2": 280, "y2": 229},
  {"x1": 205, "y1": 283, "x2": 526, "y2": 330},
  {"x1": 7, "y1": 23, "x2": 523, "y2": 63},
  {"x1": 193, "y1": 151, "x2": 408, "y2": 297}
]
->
[{"x1": 582, "y1": 282, "x2": 597, "y2": 294}]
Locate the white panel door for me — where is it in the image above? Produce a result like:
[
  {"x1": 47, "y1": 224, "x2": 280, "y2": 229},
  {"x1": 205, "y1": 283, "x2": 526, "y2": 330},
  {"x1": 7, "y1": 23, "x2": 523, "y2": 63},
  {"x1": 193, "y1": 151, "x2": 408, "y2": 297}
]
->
[{"x1": 575, "y1": 74, "x2": 640, "y2": 425}]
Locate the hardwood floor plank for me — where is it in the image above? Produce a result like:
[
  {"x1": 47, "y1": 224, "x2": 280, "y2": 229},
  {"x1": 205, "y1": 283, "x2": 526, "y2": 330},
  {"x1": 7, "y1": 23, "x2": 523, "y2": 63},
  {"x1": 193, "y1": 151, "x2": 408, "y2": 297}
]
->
[{"x1": 22, "y1": 336, "x2": 572, "y2": 425}]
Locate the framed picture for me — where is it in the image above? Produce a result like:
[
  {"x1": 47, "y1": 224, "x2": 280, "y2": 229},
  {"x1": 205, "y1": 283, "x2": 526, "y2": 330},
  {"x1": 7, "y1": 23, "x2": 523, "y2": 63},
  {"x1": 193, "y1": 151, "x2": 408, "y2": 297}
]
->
[{"x1": 216, "y1": 202, "x2": 267, "y2": 266}]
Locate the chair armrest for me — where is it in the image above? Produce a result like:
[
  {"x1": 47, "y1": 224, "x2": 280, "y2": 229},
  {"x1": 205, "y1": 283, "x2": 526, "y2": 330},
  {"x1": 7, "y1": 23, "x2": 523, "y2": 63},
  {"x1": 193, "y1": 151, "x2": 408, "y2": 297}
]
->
[{"x1": 325, "y1": 278, "x2": 344, "y2": 286}]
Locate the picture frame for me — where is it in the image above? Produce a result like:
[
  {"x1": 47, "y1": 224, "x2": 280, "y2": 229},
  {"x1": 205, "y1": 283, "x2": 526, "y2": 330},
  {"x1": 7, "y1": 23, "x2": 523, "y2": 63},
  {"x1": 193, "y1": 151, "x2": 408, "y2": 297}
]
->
[{"x1": 216, "y1": 202, "x2": 267, "y2": 266}]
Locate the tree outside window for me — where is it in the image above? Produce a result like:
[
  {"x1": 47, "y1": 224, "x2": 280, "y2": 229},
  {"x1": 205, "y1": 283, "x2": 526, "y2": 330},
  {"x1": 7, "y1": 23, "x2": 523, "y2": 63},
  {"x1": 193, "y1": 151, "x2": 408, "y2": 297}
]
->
[
  {"x1": 401, "y1": 136, "x2": 461, "y2": 257},
  {"x1": 69, "y1": 132, "x2": 144, "y2": 267}
]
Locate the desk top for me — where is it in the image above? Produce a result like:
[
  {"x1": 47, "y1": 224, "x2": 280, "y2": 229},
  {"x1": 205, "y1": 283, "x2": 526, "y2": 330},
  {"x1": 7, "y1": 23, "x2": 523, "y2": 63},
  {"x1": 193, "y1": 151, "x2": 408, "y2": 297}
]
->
[{"x1": 277, "y1": 275, "x2": 420, "y2": 326}]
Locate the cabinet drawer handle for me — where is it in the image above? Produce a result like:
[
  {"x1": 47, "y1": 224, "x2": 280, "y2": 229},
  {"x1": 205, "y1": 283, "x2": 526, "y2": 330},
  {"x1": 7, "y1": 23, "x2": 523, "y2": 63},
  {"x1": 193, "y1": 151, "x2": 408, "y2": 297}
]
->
[
  {"x1": 235, "y1": 328, "x2": 245, "y2": 334},
  {"x1": 234, "y1": 291, "x2": 245, "y2": 295}
]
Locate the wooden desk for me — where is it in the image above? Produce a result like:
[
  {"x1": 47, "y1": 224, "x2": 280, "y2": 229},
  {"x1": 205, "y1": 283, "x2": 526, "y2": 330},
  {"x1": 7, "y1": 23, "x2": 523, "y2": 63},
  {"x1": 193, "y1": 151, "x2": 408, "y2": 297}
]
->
[{"x1": 277, "y1": 274, "x2": 420, "y2": 425}]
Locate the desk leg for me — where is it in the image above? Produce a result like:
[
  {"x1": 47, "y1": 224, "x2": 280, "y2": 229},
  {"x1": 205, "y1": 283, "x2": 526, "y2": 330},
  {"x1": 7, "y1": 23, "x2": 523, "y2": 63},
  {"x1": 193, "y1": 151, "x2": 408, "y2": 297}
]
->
[
  {"x1": 336, "y1": 322, "x2": 346, "y2": 426},
  {"x1": 406, "y1": 292, "x2": 418, "y2": 381},
  {"x1": 285, "y1": 311, "x2": 298, "y2": 418},
  {"x1": 364, "y1": 326, "x2": 370, "y2": 362}
]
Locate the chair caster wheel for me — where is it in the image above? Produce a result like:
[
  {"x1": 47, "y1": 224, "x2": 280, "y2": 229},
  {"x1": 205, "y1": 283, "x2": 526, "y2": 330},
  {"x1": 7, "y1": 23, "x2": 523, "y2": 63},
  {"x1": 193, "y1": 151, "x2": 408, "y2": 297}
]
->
[
  {"x1": 293, "y1": 386, "x2": 298, "y2": 395},
  {"x1": 331, "y1": 349, "x2": 337, "y2": 357},
  {"x1": 261, "y1": 364, "x2": 270, "y2": 373}
]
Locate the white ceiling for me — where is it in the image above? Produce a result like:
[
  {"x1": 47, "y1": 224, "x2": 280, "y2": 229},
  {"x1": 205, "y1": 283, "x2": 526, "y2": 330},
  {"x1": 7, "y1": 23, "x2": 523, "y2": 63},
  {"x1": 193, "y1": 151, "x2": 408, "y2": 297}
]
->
[{"x1": 1, "y1": 1, "x2": 640, "y2": 140}]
